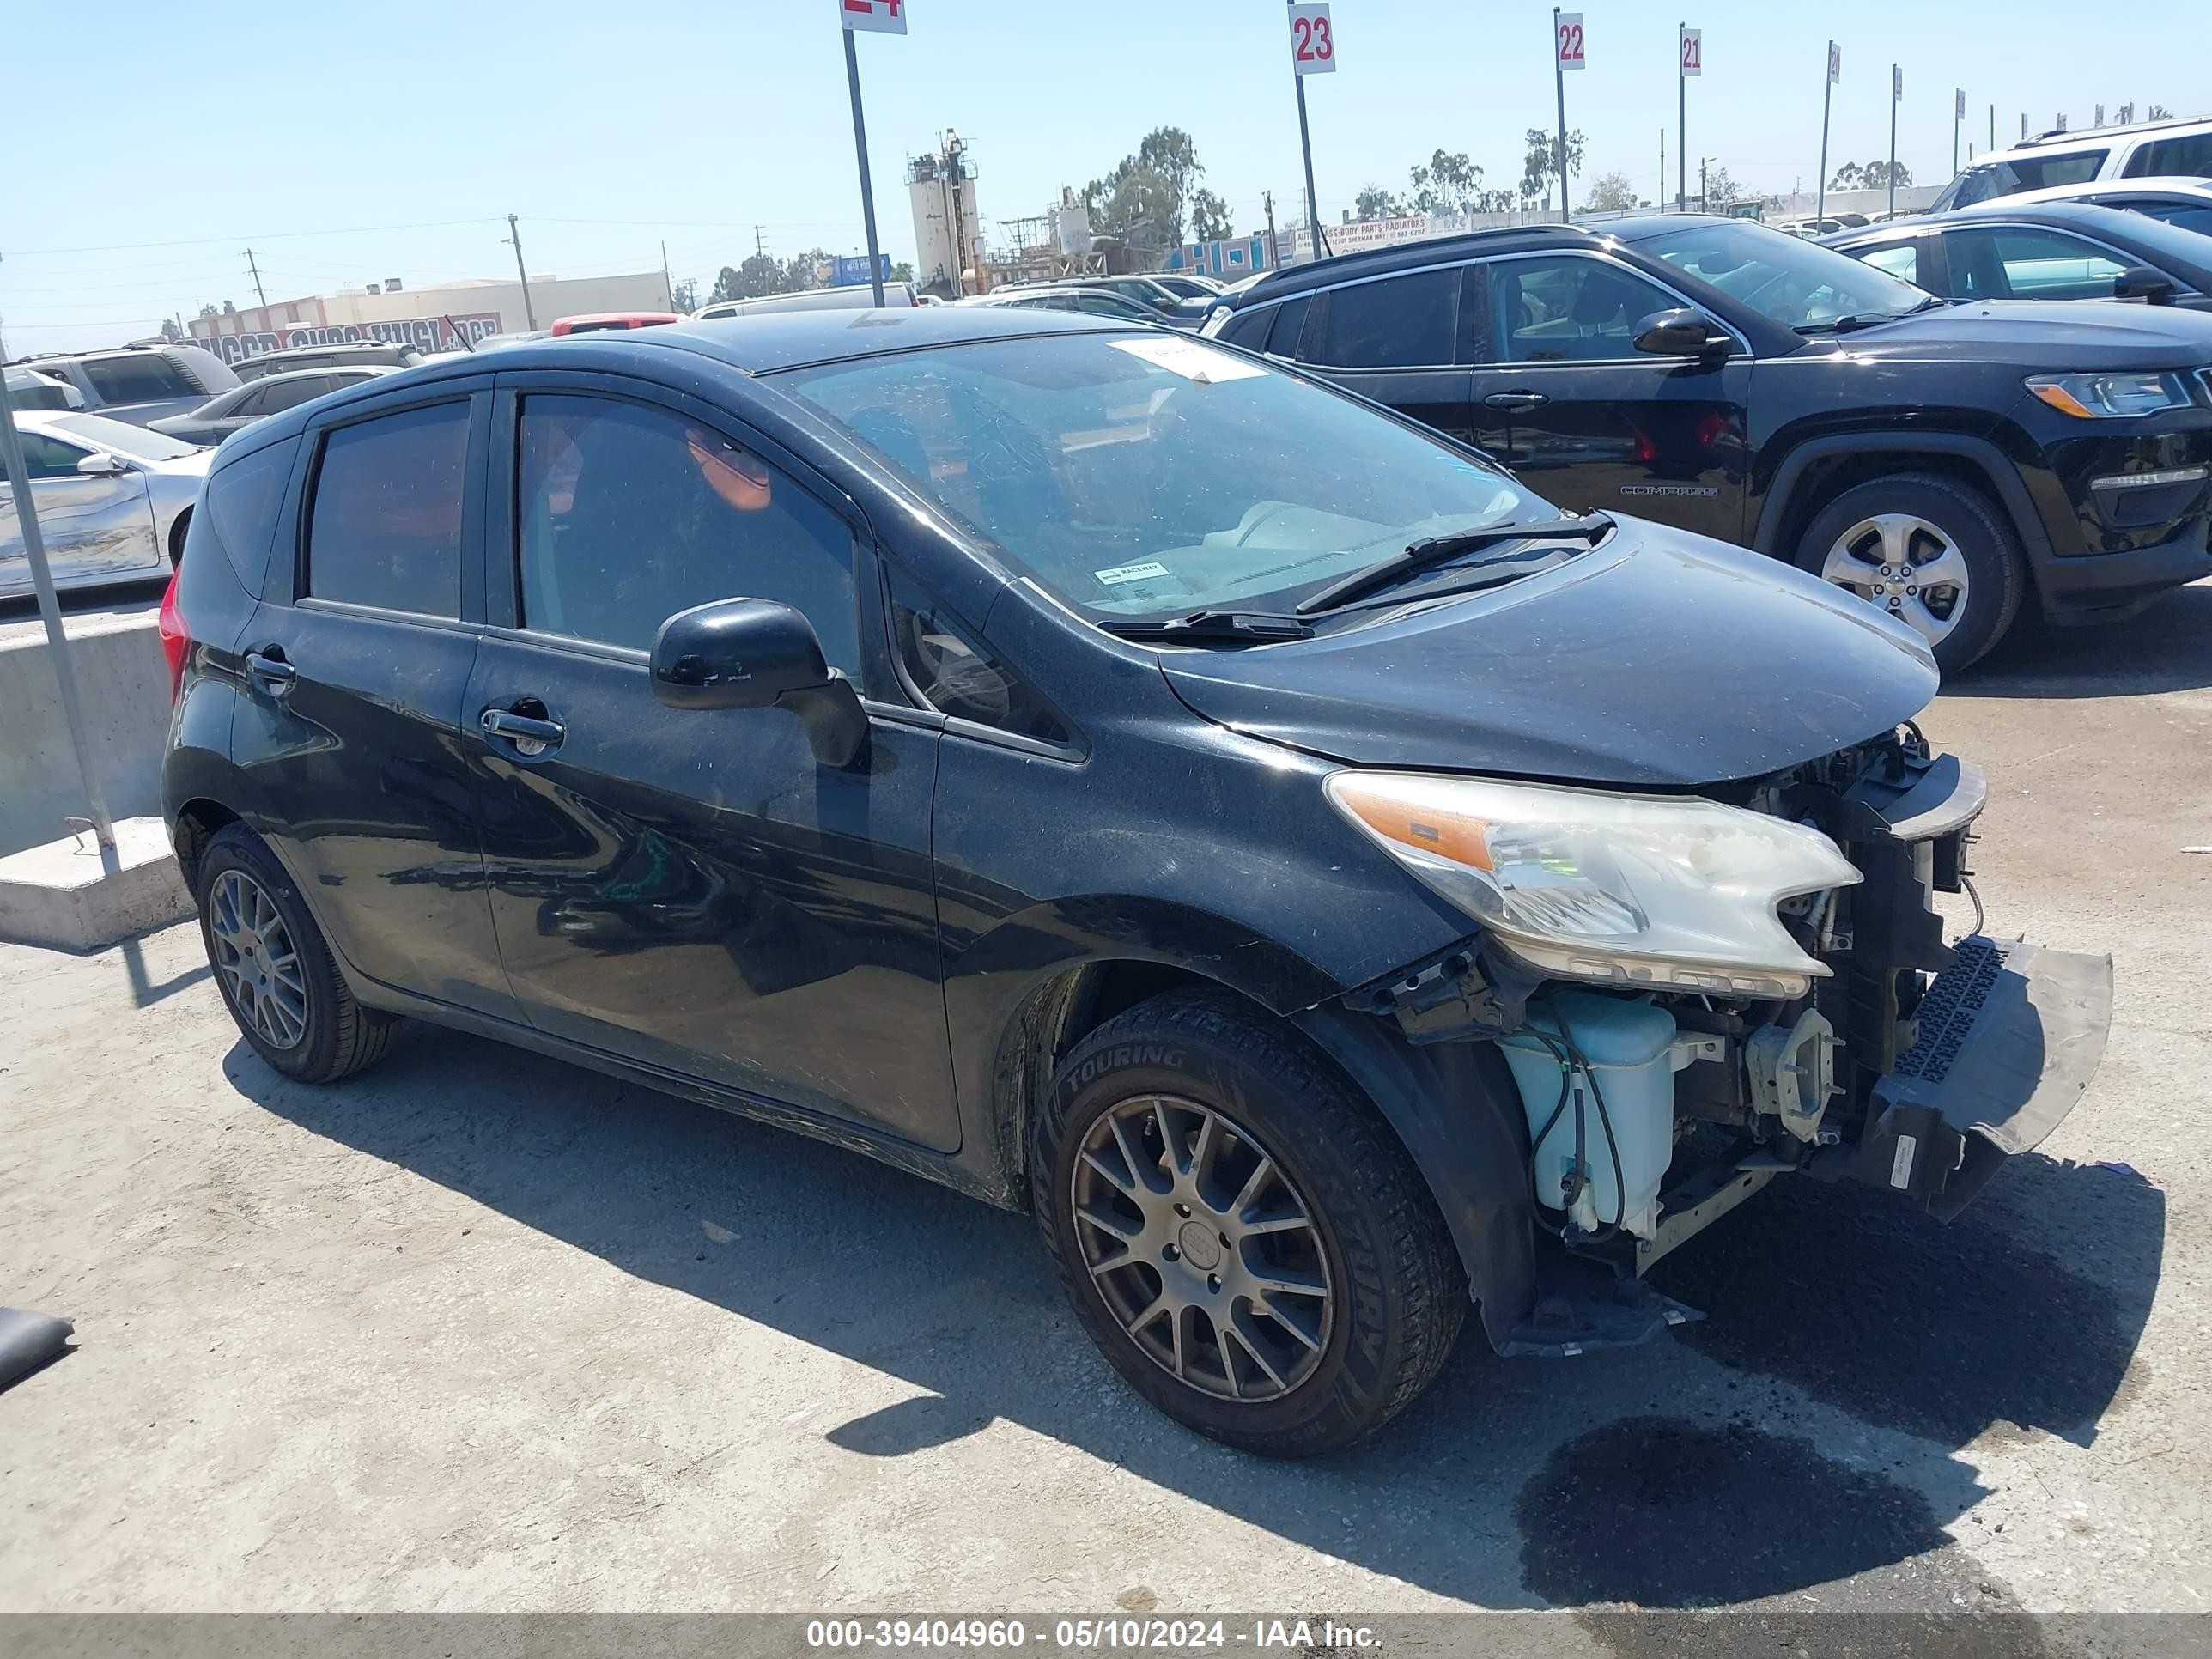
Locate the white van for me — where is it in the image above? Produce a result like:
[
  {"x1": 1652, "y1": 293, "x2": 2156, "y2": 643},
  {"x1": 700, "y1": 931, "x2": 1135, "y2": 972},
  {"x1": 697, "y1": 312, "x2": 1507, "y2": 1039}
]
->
[
  {"x1": 1931, "y1": 114, "x2": 2212, "y2": 210},
  {"x1": 692, "y1": 283, "x2": 919, "y2": 320}
]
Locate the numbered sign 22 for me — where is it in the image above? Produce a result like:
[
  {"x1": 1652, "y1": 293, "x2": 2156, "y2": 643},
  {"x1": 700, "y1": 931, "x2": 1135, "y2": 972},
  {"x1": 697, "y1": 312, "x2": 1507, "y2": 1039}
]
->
[
  {"x1": 1680, "y1": 27, "x2": 1701, "y2": 77},
  {"x1": 1557, "y1": 11, "x2": 1585, "y2": 70},
  {"x1": 841, "y1": 0, "x2": 906, "y2": 34},
  {"x1": 1288, "y1": 3, "x2": 1335, "y2": 76}
]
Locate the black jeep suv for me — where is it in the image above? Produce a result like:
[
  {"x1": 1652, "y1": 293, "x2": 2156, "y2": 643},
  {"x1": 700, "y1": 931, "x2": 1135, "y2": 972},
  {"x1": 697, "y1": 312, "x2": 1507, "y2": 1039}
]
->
[{"x1": 1202, "y1": 215, "x2": 2212, "y2": 671}]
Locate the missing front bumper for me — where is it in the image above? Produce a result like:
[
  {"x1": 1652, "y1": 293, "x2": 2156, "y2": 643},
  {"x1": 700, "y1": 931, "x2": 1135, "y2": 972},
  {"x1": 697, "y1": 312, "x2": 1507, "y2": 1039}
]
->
[{"x1": 1831, "y1": 934, "x2": 2114, "y2": 1220}]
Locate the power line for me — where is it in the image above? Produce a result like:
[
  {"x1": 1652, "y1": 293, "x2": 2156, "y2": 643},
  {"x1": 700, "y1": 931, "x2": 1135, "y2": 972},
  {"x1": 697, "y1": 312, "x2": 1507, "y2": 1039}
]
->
[{"x1": 3, "y1": 216, "x2": 506, "y2": 257}]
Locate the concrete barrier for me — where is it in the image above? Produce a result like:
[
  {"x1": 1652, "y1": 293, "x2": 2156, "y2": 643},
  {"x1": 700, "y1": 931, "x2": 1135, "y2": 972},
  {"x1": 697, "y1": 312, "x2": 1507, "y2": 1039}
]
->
[{"x1": 0, "y1": 611, "x2": 172, "y2": 859}]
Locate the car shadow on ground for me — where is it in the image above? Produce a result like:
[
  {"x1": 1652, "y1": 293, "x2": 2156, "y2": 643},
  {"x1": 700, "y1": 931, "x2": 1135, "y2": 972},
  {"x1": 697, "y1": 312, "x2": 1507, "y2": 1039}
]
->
[
  {"x1": 225, "y1": 1026, "x2": 2163, "y2": 1615},
  {"x1": 1949, "y1": 580, "x2": 2212, "y2": 699}
]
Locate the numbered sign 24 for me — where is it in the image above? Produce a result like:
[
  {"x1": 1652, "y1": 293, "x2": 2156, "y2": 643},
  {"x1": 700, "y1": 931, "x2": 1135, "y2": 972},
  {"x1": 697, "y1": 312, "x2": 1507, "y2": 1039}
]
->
[
  {"x1": 1288, "y1": 3, "x2": 1335, "y2": 76},
  {"x1": 1680, "y1": 27, "x2": 1701, "y2": 77},
  {"x1": 1557, "y1": 11, "x2": 1585, "y2": 70}
]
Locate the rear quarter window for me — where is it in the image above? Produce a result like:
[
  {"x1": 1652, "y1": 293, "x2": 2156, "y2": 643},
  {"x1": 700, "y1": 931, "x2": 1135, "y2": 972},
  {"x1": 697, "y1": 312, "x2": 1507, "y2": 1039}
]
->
[
  {"x1": 2124, "y1": 132, "x2": 2212, "y2": 178},
  {"x1": 197, "y1": 439, "x2": 300, "y2": 591},
  {"x1": 79, "y1": 356, "x2": 198, "y2": 404},
  {"x1": 1212, "y1": 307, "x2": 1274, "y2": 350},
  {"x1": 306, "y1": 402, "x2": 471, "y2": 617}
]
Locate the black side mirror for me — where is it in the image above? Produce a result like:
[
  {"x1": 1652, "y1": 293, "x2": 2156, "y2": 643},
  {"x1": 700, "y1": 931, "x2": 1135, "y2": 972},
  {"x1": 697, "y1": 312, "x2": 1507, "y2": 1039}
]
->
[
  {"x1": 1632, "y1": 307, "x2": 1732, "y2": 358},
  {"x1": 650, "y1": 598, "x2": 868, "y2": 768},
  {"x1": 2113, "y1": 264, "x2": 2178, "y2": 305}
]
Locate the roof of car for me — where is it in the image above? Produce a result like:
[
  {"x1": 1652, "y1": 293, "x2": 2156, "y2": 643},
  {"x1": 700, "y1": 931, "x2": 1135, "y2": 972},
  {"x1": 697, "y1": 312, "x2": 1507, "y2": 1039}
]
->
[
  {"x1": 2002, "y1": 176, "x2": 2212, "y2": 206},
  {"x1": 1825, "y1": 199, "x2": 2161, "y2": 242},
  {"x1": 2013, "y1": 112, "x2": 2210, "y2": 149}
]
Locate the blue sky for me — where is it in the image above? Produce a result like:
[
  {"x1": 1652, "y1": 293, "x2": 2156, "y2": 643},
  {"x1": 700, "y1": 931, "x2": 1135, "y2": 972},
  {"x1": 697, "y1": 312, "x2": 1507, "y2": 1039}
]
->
[{"x1": 3, "y1": 1, "x2": 2194, "y2": 351}]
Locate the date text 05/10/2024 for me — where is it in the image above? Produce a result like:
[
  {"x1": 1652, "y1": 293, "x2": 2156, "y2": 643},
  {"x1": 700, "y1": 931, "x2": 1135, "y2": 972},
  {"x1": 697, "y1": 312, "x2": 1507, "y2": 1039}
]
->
[{"x1": 804, "y1": 1619, "x2": 1381, "y2": 1651}]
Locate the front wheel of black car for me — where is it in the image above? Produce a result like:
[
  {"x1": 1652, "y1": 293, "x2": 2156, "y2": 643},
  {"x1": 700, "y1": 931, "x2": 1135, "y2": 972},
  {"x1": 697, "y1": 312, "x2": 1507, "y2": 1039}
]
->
[
  {"x1": 197, "y1": 823, "x2": 401, "y2": 1084},
  {"x1": 1795, "y1": 472, "x2": 2026, "y2": 673},
  {"x1": 1032, "y1": 990, "x2": 1465, "y2": 1456}
]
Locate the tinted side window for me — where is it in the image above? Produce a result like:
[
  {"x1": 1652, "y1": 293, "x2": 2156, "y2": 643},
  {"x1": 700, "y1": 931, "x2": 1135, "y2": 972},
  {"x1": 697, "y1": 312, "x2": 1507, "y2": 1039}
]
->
[
  {"x1": 227, "y1": 386, "x2": 271, "y2": 418},
  {"x1": 80, "y1": 356, "x2": 198, "y2": 404},
  {"x1": 1265, "y1": 294, "x2": 1312, "y2": 356},
  {"x1": 515, "y1": 394, "x2": 859, "y2": 671},
  {"x1": 1946, "y1": 227, "x2": 2127, "y2": 301},
  {"x1": 2125, "y1": 134, "x2": 2212, "y2": 178},
  {"x1": 1492, "y1": 257, "x2": 1680, "y2": 362},
  {"x1": 2136, "y1": 202, "x2": 2212, "y2": 237},
  {"x1": 2017, "y1": 151, "x2": 2107, "y2": 189},
  {"x1": 1308, "y1": 268, "x2": 1458, "y2": 367},
  {"x1": 259, "y1": 379, "x2": 326, "y2": 416},
  {"x1": 887, "y1": 568, "x2": 1071, "y2": 745},
  {"x1": 307, "y1": 402, "x2": 470, "y2": 617},
  {"x1": 18, "y1": 433, "x2": 83, "y2": 479},
  {"x1": 1860, "y1": 242, "x2": 1921, "y2": 285},
  {"x1": 201, "y1": 439, "x2": 299, "y2": 589},
  {"x1": 1212, "y1": 306, "x2": 1273, "y2": 350}
]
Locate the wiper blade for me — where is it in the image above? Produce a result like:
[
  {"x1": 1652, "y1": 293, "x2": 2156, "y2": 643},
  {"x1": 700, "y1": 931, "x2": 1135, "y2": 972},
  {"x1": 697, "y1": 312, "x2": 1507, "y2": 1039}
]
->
[
  {"x1": 1295, "y1": 513, "x2": 1613, "y2": 615},
  {"x1": 1103, "y1": 609, "x2": 1315, "y2": 643},
  {"x1": 1796, "y1": 301, "x2": 1934, "y2": 335}
]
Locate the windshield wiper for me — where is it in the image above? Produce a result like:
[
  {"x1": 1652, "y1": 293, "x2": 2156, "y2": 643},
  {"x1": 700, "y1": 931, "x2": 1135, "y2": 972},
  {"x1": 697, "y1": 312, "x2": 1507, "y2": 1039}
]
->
[
  {"x1": 1103, "y1": 609, "x2": 1315, "y2": 644},
  {"x1": 1294, "y1": 513, "x2": 1613, "y2": 615},
  {"x1": 1796, "y1": 296, "x2": 1944, "y2": 335}
]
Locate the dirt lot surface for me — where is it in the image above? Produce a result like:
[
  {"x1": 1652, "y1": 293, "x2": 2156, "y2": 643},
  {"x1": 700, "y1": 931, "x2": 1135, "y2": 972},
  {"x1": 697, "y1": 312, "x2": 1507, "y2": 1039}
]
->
[{"x1": 3, "y1": 583, "x2": 2209, "y2": 1646}]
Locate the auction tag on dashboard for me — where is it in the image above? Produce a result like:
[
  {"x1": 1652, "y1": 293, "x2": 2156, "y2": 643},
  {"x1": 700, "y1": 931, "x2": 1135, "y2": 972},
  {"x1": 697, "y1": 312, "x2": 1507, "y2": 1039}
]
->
[
  {"x1": 1108, "y1": 337, "x2": 1265, "y2": 384},
  {"x1": 1095, "y1": 561, "x2": 1173, "y2": 586}
]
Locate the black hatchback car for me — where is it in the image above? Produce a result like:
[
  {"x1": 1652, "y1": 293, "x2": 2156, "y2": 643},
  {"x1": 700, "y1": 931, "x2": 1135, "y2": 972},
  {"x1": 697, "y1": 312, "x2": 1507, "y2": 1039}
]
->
[
  {"x1": 163, "y1": 310, "x2": 2112, "y2": 1455},
  {"x1": 1203, "y1": 216, "x2": 2212, "y2": 671}
]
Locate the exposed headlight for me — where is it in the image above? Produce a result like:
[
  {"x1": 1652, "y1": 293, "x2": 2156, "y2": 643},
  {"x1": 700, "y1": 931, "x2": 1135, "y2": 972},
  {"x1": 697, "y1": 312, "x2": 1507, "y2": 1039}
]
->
[
  {"x1": 1325, "y1": 772, "x2": 1862, "y2": 999},
  {"x1": 2026, "y1": 371, "x2": 2191, "y2": 419}
]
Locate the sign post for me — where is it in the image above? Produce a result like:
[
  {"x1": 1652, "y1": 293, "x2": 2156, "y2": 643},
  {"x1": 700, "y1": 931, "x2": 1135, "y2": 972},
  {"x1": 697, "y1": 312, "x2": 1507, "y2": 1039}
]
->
[
  {"x1": 1554, "y1": 10, "x2": 1583, "y2": 222},
  {"x1": 838, "y1": 0, "x2": 903, "y2": 307},
  {"x1": 1888, "y1": 64, "x2": 1903, "y2": 218},
  {"x1": 1954, "y1": 88, "x2": 1966, "y2": 179},
  {"x1": 0, "y1": 368, "x2": 115, "y2": 860},
  {"x1": 1817, "y1": 41, "x2": 1839, "y2": 229},
  {"x1": 1678, "y1": 25, "x2": 1700, "y2": 213},
  {"x1": 1286, "y1": 3, "x2": 1334, "y2": 264}
]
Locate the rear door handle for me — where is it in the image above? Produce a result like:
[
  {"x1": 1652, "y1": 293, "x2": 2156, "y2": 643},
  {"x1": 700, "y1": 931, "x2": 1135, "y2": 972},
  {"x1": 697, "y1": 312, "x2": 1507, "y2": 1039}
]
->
[
  {"x1": 479, "y1": 705, "x2": 566, "y2": 757},
  {"x1": 243, "y1": 647, "x2": 296, "y2": 694},
  {"x1": 1484, "y1": 392, "x2": 1551, "y2": 411}
]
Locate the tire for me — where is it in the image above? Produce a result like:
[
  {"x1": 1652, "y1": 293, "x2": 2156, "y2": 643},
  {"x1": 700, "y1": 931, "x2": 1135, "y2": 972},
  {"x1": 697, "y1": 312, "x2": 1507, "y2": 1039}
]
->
[
  {"x1": 1031, "y1": 990, "x2": 1465, "y2": 1456},
  {"x1": 196, "y1": 823, "x2": 400, "y2": 1083},
  {"x1": 1792, "y1": 471, "x2": 2026, "y2": 674}
]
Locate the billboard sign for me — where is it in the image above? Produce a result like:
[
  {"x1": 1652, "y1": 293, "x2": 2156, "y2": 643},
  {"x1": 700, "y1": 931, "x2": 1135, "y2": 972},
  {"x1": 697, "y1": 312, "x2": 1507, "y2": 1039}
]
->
[
  {"x1": 831, "y1": 252, "x2": 893, "y2": 288},
  {"x1": 193, "y1": 313, "x2": 502, "y2": 366}
]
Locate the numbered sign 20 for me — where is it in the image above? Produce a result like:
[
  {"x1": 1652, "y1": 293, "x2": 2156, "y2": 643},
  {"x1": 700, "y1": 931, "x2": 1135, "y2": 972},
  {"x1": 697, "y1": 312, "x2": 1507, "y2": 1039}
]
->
[
  {"x1": 1288, "y1": 3, "x2": 1335, "y2": 76},
  {"x1": 1557, "y1": 11, "x2": 1585, "y2": 70},
  {"x1": 1680, "y1": 27, "x2": 1701, "y2": 77}
]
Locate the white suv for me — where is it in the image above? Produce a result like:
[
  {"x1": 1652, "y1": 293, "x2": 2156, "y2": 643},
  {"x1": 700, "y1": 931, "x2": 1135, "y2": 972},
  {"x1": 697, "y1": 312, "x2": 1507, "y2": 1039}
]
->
[{"x1": 1931, "y1": 114, "x2": 2212, "y2": 210}]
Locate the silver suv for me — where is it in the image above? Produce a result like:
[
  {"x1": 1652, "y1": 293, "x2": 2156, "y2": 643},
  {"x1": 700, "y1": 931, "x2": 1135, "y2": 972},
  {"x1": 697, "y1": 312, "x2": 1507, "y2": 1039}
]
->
[{"x1": 20, "y1": 343, "x2": 240, "y2": 428}]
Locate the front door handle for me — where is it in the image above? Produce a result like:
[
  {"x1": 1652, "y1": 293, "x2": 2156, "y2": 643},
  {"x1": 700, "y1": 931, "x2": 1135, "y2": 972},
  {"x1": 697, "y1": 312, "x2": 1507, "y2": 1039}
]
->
[
  {"x1": 243, "y1": 647, "x2": 296, "y2": 694},
  {"x1": 479, "y1": 705, "x2": 566, "y2": 757},
  {"x1": 1484, "y1": 391, "x2": 1551, "y2": 411}
]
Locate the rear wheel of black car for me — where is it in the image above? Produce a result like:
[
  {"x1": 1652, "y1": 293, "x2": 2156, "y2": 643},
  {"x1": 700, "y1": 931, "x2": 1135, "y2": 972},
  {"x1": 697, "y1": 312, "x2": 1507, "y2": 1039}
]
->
[
  {"x1": 1795, "y1": 472, "x2": 2025, "y2": 673},
  {"x1": 1032, "y1": 990, "x2": 1465, "y2": 1456},
  {"x1": 197, "y1": 823, "x2": 400, "y2": 1084}
]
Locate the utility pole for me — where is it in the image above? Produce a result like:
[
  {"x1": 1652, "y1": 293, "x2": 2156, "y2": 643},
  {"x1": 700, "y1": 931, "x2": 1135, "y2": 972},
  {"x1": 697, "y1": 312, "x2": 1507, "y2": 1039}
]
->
[
  {"x1": 505, "y1": 215, "x2": 537, "y2": 331},
  {"x1": 1699, "y1": 156, "x2": 1709, "y2": 214},
  {"x1": 1660, "y1": 129, "x2": 1666, "y2": 212},
  {"x1": 660, "y1": 240, "x2": 673, "y2": 310},
  {"x1": 1262, "y1": 190, "x2": 1279, "y2": 270},
  {"x1": 1990, "y1": 105, "x2": 1996, "y2": 151},
  {"x1": 1954, "y1": 88, "x2": 1963, "y2": 179},
  {"x1": 244, "y1": 248, "x2": 267, "y2": 308},
  {"x1": 756, "y1": 225, "x2": 768, "y2": 258}
]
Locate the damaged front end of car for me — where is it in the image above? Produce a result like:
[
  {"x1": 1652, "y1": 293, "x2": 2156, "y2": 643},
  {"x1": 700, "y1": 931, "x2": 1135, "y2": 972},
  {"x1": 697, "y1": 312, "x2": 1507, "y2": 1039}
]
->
[{"x1": 1339, "y1": 726, "x2": 2114, "y2": 1358}]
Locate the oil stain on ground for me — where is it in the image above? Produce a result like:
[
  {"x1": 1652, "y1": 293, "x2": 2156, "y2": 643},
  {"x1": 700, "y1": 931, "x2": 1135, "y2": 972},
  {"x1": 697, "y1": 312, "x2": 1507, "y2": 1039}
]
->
[
  {"x1": 1648, "y1": 1155, "x2": 2162, "y2": 1447},
  {"x1": 1516, "y1": 1418, "x2": 2050, "y2": 1657}
]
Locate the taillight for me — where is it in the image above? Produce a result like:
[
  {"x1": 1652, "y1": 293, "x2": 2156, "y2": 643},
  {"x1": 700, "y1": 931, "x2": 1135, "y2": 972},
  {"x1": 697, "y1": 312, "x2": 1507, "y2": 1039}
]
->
[{"x1": 157, "y1": 567, "x2": 190, "y2": 702}]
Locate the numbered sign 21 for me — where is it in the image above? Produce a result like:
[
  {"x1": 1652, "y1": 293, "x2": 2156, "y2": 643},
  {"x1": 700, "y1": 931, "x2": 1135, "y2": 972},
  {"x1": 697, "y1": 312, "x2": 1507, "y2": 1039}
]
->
[
  {"x1": 1288, "y1": 3, "x2": 1335, "y2": 75},
  {"x1": 1680, "y1": 27, "x2": 1701, "y2": 77},
  {"x1": 1557, "y1": 12, "x2": 1586, "y2": 70}
]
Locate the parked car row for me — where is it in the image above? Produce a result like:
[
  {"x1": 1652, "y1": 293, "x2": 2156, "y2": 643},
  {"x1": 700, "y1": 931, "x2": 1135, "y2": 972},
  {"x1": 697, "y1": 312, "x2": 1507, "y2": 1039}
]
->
[
  {"x1": 159, "y1": 304, "x2": 2113, "y2": 1455},
  {"x1": 0, "y1": 412, "x2": 210, "y2": 600}
]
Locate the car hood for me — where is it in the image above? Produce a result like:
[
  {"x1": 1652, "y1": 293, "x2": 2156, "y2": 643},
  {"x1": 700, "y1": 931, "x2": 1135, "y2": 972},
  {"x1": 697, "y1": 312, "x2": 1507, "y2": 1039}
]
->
[
  {"x1": 1159, "y1": 523, "x2": 1939, "y2": 788},
  {"x1": 1829, "y1": 298, "x2": 2212, "y2": 368}
]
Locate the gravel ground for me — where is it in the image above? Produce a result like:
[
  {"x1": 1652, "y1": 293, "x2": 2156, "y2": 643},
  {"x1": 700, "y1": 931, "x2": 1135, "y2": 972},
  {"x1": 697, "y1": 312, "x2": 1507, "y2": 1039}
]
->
[{"x1": 2, "y1": 582, "x2": 2208, "y2": 1647}]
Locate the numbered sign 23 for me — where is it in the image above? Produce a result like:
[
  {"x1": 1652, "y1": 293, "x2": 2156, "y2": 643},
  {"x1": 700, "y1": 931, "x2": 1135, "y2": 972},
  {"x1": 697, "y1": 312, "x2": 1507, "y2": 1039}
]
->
[
  {"x1": 1680, "y1": 27, "x2": 1701, "y2": 77},
  {"x1": 1288, "y1": 3, "x2": 1335, "y2": 75},
  {"x1": 1557, "y1": 11, "x2": 1585, "y2": 70}
]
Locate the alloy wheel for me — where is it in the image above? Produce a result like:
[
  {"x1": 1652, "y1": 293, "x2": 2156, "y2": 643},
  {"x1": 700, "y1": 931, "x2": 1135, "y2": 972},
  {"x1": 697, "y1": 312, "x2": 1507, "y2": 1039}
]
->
[
  {"x1": 209, "y1": 869, "x2": 310, "y2": 1050},
  {"x1": 1069, "y1": 1094, "x2": 1334, "y2": 1402},
  {"x1": 1820, "y1": 513, "x2": 1971, "y2": 648}
]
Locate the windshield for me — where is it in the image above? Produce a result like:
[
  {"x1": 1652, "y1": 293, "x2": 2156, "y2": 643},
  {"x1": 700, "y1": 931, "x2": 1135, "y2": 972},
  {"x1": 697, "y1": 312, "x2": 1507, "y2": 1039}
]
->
[
  {"x1": 49, "y1": 413, "x2": 203, "y2": 461},
  {"x1": 779, "y1": 332, "x2": 1545, "y2": 623},
  {"x1": 1633, "y1": 220, "x2": 1929, "y2": 329}
]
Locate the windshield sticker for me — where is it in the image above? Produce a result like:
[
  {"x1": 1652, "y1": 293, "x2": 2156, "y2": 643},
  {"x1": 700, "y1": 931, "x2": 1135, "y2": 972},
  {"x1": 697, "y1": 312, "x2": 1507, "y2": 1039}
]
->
[
  {"x1": 1107, "y1": 337, "x2": 1266, "y2": 384},
  {"x1": 1095, "y1": 561, "x2": 1173, "y2": 587}
]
